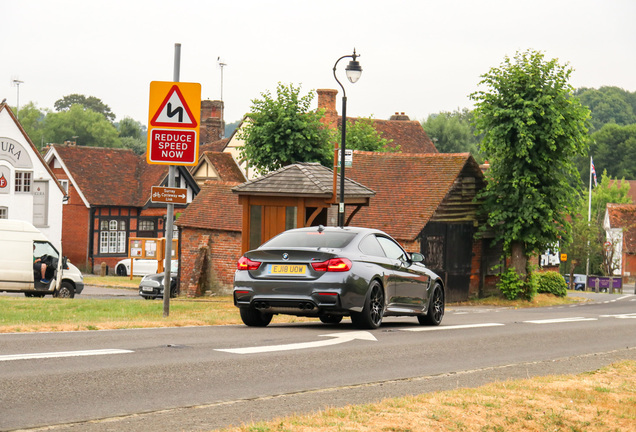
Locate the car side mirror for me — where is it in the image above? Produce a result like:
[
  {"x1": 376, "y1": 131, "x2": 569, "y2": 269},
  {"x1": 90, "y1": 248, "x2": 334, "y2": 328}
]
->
[{"x1": 410, "y1": 252, "x2": 424, "y2": 263}]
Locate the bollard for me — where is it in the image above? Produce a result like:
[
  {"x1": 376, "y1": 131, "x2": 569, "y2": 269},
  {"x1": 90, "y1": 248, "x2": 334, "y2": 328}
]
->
[{"x1": 100, "y1": 262, "x2": 107, "y2": 277}]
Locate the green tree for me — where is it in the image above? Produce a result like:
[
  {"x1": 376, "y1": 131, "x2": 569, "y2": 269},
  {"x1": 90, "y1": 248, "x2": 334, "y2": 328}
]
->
[
  {"x1": 15, "y1": 102, "x2": 48, "y2": 150},
  {"x1": 42, "y1": 104, "x2": 120, "y2": 148},
  {"x1": 588, "y1": 123, "x2": 636, "y2": 180},
  {"x1": 470, "y1": 49, "x2": 590, "y2": 299},
  {"x1": 574, "y1": 86, "x2": 636, "y2": 131},
  {"x1": 117, "y1": 117, "x2": 146, "y2": 140},
  {"x1": 238, "y1": 83, "x2": 332, "y2": 174},
  {"x1": 421, "y1": 108, "x2": 482, "y2": 160},
  {"x1": 335, "y1": 117, "x2": 397, "y2": 152},
  {"x1": 54, "y1": 94, "x2": 116, "y2": 122},
  {"x1": 225, "y1": 119, "x2": 241, "y2": 137}
]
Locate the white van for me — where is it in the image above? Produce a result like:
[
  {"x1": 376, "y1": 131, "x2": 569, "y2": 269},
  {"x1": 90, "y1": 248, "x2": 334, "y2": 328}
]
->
[{"x1": 0, "y1": 219, "x2": 83, "y2": 298}]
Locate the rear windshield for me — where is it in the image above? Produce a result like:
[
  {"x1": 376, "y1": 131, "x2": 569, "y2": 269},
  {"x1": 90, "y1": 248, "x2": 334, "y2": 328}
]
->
[{"x1": 261, "y1": 231, "x2": 356, "y2": 249}]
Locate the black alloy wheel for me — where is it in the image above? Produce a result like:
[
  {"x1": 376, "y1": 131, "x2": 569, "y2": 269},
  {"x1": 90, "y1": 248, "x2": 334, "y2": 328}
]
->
[
  {"x1": 116, "y1": 265, "x2": 127, "y2": 276},
  {"x1": 418, "y1": 283, "x2": 444, "y2": 326},
  {"x1": 351, "y1": 280, "x2": 384, "y2": 329}
]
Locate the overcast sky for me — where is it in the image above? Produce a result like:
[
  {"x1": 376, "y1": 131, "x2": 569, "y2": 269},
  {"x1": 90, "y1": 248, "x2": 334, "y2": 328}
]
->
[{"x1": 2, "y1": 0, "x2": 635, "y2": 128}]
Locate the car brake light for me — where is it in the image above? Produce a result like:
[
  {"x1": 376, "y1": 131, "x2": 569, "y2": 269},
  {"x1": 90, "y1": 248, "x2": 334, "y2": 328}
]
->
[
  {"x1": 237, "y1": 256, "x2": 261, "y2": 270},
  {"x1": 311, "y1": 258, "x2": 352, "y2": 272}
]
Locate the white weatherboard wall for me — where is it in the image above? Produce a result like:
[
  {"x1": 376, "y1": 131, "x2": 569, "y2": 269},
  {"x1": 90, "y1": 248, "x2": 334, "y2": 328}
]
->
[{"x1": 0, "y1": 106, "x2": 63, "y2": 249}]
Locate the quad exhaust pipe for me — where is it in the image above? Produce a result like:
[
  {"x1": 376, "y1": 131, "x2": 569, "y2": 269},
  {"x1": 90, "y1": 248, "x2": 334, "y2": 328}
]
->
[{"x1": 253, "y1": 301, "x2": 314, "y2": 311}]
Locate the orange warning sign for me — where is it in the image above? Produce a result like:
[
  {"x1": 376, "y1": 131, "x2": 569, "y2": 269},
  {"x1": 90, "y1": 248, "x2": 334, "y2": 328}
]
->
[{"x1": 147, "y1": 81, "x2": 201, "y2": 166}]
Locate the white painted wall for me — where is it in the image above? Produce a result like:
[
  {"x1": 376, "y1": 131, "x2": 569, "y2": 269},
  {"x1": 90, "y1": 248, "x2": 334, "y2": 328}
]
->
[{"x1": 0, "y1": 107, "x2": 64, "y2": 249}]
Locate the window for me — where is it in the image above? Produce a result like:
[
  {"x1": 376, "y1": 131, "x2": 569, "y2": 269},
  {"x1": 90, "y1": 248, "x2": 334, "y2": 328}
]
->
[
  {"x1": 285, "y1": 206, "x2": 297, "y2": 230},
  {"x1": 139, "y1": 219, "x2": 155, "y2": 232},
  {"x1": 358, "y1": 234, "x2": 386, "y2": 257},
  {"x1": 15, "y1": 171, "x2": 32, "y2": 193},
  {"x1": 99, "y1": 219, "x2": 127, "y2": 254},
  {"x1": 59, "y1": 179, "x2": 69, "y2": 194},
  {"x1": 377, "y1": 236, "x2": 408, "y2": 261},
  {"x1": 249, "y1": 205, "x2": 262, "y2": 250},
  {"x1": 0, "y1": 207, "x2": 7, "y2": 219}
]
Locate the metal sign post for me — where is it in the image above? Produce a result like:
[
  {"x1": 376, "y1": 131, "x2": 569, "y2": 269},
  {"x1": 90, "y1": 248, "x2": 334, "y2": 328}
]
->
[{"x1": 146, "y1": 44, "x2": 200, "y2": 316}]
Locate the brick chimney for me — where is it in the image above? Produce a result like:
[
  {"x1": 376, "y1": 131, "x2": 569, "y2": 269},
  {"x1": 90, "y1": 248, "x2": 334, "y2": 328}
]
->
[
  {"x1": 317, "y1": 89, "x2": 339, "y2": 129},
  {"x1": 389, "y1": 112, "x2": 410, "y2": 121},
  {"x1": 200, "y1": 99, "x2": 225, "y2": 144}
]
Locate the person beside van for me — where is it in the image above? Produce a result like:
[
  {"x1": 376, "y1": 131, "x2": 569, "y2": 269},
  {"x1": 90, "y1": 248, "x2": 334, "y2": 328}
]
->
[{"x1": 33, "y1": 244, "x2": 49, "y2": 284}]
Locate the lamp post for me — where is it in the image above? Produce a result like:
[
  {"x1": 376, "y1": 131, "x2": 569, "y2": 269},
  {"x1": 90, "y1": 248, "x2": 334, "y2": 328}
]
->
[{"x1": 333, "y1": 49, "x2": 362, "y2": 228}]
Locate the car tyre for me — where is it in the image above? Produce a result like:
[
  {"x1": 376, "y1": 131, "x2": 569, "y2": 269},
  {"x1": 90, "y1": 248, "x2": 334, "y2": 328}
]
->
[
  {"x1": 54, "y1": 281, "x2": 75, "y2": 298},
  {"x1": 116, "y1": 264, "x2": 127, "y2": 276},
  {"x1": 418, "y1": 283, "x2": 444, "y2": 326},
  {"x1": 351, "y1": 281, "x2": 384, "y2": 329},
  {"x1": 239, "y1": 307, "x2": 273, "y2": 327},
  {"x1": 319, "y1": 314, "x2": 343, "y2": 325}
]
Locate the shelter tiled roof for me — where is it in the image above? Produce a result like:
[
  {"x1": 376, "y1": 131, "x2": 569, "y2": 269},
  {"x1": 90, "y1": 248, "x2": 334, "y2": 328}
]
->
[
  {"x1": 232, "y1": 162, "x2": 375, "y2": 199},
  {"x1": 346, "y1": 151, "x2": 482, "y2": 241},
  {"x1": 606, "y1": 203, "x2": 636, "y2": 253},
  {"x1": 176, "y1": 181, "x2": 242, "y2": 231}
]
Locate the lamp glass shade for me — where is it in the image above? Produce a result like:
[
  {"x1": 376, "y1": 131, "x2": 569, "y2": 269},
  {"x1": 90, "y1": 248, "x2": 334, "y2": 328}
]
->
[{"x1": 345, "y1": 60, "x2": 362, "y2": 83}]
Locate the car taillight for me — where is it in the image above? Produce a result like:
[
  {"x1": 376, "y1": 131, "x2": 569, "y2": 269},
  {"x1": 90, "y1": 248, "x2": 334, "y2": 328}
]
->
[
  {"x1": 311, "y1": 258, "x2": 352, "y2": 272},
  {"x1": 237, "y1": 256, "x2": 261, "y2": 270}
]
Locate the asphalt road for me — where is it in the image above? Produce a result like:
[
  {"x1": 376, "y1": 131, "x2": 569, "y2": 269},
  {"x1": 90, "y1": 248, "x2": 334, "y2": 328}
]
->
[{"x1": 0, "y1": 292, "x2": 634, "y2": 431}]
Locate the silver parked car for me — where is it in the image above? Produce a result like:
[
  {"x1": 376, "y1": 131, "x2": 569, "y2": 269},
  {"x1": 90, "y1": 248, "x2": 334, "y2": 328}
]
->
[
  {"x1": 233, "y1": 226, "x2": 445, "y2": 329},
  {"x1": 138, "y1": 261, "x2": 179, "y2": 300}
]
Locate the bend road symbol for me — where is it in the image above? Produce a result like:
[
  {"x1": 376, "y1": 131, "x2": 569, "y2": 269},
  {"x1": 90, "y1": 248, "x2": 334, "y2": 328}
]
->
[{"x1": 215, "y1": 331, "x2": 377, "y2": 355}]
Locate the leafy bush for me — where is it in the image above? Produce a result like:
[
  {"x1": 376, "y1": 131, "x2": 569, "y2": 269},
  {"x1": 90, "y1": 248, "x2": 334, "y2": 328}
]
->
[
  {"x1": 497, "y1": 267, "x2": 537, "y2": 300},
  {"x1": 534, "y1": 271, "x2": 568, "y2": 297},
  {"x1": 497, "y1": 267, "x2": 525, "y2": 300}
]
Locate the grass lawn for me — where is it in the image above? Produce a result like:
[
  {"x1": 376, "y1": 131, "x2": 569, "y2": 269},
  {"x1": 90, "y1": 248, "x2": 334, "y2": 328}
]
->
[
  {"x1": 0, "y1": 293, "x2": 583, "y2": 333},
  {"x1": 217, "y1": 360, "x2": 636, "y2": 432}
]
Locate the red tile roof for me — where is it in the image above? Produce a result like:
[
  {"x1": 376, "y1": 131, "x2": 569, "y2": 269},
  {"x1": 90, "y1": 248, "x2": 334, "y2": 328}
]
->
[
  {"x1": 369, "y1": 119, "x2": 438, "y2": 153},
  {"x1": 176, "y1": 181, "x2": 242, "y2": 231},
  {"x1": 346, "y1": 151, "x2": 481, "y2": 241},
  {"x1": 198, "y1": 151, "x2": 246, "y2": 182},
  {"x1": 53, "y1": 145, "x2": 149, "y2": 206},
  {"x1": 199, "y1": 138, "x2": 229, "y2": 153}
]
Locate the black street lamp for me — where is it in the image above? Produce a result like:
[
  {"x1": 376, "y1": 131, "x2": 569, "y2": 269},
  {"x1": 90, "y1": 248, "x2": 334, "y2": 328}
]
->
[{"x1": 333, "y1": 49, "x2": 362, "y2": 228}]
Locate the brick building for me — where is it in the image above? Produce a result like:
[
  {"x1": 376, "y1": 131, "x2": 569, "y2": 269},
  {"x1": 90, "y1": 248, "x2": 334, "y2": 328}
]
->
[
  {"x1": 175, "y1": 180, "x2": 244, "y2": 296},
  {"x1": 345, "y1": 151, "x2": 491, "y2": 301},
  {"x1": 604, "y1": 203, "x2": 636, "y2": 281},
  {"x1": 45, "y1": 145, "x2": 199, "y2": 272}
]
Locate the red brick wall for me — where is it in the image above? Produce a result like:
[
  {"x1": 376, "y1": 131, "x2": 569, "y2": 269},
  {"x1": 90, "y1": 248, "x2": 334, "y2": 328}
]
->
[
  {"x1": 51, "y1": 167, "x2": 91, "y2": 270},
  {"x1": 179, "y1": 227, "x2": 242, "y2": 297}
]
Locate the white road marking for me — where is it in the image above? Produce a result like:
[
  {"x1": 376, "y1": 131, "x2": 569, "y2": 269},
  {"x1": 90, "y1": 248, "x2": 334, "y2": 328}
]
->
[
  {"x1": 0, "y1": 349, "x2": 134, "y2": 362},
  {"x1": 215, "y1": 331, "x2": 377, "y2": 355},
  {"x1": 524, "y1": 317, "x2": 597, "y2": 324},
  {"x1": 600, "y1": 313, "x2": 636, "y2": 319},
  {"x1": 401, "y1": 323, "x2": 504, "y2": 332}
]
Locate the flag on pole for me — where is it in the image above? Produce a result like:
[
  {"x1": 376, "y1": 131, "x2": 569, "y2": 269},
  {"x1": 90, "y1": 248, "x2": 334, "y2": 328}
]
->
[{"x1": 591, "y1": 157, "x2": 598, "y2": 187}]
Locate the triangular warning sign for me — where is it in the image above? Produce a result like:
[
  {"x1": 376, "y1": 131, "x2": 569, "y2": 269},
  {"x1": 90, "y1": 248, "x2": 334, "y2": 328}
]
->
[{"x1": 150, "y1": 85, "x2": 198, "y2": 128}]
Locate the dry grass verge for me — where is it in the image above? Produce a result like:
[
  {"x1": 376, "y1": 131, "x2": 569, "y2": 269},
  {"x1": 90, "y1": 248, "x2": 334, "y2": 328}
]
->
[{"x1": 219, "y1": 360, "x2": 636, "y2": 432}]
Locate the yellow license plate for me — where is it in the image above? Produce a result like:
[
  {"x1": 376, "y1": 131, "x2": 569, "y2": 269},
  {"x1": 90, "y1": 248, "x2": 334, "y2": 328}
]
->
[{"x1": 270, "y1": 264, "x2": 306, "y2": 275}]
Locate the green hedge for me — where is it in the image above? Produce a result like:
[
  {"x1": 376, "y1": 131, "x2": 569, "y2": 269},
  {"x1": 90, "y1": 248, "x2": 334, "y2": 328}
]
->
[{"x1": 534, "y1": 271, "x2": 568, "y2": 297}]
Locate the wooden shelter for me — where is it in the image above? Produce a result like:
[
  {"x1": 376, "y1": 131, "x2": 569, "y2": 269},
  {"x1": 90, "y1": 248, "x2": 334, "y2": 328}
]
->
[{"x1": 232, "y1": 162, "x2": 375, "y2": 252}]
